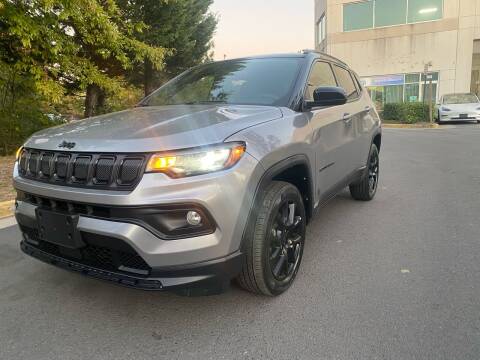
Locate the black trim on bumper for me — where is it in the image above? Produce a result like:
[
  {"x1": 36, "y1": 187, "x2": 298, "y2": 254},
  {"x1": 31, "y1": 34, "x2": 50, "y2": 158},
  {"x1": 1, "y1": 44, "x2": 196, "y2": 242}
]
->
[
  {"x1": 21, "y1": 241, "x2": 244, "y2": 295},
  {"x1": 18, "y1": 191, "x2": 217, "y2": 240}
]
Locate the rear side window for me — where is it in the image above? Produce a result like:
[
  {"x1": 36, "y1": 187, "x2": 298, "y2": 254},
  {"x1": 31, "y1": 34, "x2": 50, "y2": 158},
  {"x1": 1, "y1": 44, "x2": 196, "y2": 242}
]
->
[
  {"x1": 305, "y1": 61, "x2": 337, "y2": 101},
  {"x1": 333, "y1": 65, "x2": 359, "y2": 100}
]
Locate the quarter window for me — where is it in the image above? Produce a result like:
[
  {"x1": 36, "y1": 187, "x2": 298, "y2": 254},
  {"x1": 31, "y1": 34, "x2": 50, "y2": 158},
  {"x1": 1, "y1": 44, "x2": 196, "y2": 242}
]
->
[
  {"x1": 305, "y1": 62, "x2": 337, "y2": 101},
  {"x1": 333, "y1": 65, "x2": 359, "y2": 100}
]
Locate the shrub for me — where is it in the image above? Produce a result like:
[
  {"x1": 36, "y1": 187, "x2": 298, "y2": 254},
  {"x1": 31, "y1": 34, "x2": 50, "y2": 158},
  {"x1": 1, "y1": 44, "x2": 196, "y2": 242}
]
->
[{"x1": 382, "y1": 102, "x2": 430, "y2": 124}]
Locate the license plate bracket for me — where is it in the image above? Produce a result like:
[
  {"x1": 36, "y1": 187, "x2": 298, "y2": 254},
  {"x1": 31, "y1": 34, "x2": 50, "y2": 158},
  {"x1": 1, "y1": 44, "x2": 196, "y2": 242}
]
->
[
  {"x1": 460, "y1": 114, "x2": 468, "y2": 118},
  {"x1": 36, "y1": 209, "x2": 84, "y2": 249}
]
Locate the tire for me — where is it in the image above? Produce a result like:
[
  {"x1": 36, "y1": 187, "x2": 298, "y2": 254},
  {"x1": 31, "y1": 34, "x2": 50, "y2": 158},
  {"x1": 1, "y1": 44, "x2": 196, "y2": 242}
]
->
[
  {"x1": 349, "y1": 143, "x2": 379, "y2": 201},
  {"x1": 237, "y1": 181, "x2": 306, "y2": 296}
]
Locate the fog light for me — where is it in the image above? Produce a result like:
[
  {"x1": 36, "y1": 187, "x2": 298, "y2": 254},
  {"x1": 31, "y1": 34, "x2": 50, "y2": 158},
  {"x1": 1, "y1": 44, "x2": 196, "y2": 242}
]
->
[{"x1": 186, "y1": 211, "x2": 202, "y2": 226}]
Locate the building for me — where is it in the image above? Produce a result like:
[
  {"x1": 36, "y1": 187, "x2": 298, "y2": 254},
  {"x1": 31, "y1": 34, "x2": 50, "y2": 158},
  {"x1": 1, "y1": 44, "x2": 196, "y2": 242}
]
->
[{"x1": 314, "y1": 0, "x2": 480, "y2": 108}]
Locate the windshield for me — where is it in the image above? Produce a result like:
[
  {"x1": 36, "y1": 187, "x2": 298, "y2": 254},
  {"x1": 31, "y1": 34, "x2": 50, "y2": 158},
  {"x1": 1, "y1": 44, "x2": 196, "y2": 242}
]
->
[
  {"x1": 141, "y1": 58, "x2": 302, "y2": 107},
  {"x1": 443, "y1": 94, "x2": 479, "y2": 104}
]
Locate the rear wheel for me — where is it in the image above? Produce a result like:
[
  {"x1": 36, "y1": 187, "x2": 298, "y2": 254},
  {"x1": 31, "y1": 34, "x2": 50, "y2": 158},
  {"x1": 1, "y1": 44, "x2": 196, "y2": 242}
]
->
[
  {"x1": 349, "y1": 143, "x2": 379, "y2": 201},
  {"x1": 237, "y1": 181, "x2": 306, "y2": 296}
]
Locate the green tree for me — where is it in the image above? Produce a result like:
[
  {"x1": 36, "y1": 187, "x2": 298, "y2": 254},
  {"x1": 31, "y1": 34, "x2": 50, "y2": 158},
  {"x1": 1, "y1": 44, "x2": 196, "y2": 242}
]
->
[
  {"x1": 119, "y1": 0, "x2": 217, "y2": 96},
  {"x1": 0, "y1": 0, "x2": 168, "y2": 118}
]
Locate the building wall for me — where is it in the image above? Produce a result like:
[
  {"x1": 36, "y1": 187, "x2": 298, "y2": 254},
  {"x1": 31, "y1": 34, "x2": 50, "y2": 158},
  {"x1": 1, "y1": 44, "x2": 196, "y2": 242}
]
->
[{"x1": 315, "y1": 0, "x2": 480, "y2": 98}]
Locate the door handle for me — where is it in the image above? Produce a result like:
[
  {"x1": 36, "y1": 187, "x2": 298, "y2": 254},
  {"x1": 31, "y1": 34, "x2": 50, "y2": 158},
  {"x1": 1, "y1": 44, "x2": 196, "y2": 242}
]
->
[{"x1": 343, "y1": 113, "x2": 352, "y2": 124}]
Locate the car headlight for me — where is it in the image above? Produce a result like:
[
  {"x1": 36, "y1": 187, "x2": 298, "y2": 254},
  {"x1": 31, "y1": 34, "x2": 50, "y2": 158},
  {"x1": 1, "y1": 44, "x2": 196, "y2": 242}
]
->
[
  {"x1": 15, "y1": 146, "x2": 23, "y2": 162},
  {"x1": 441, "y1": 107, "x2": 451, "y2": 111},
  {"x1": 146, "y1": 142, "x2": 246, "y2": 178}
]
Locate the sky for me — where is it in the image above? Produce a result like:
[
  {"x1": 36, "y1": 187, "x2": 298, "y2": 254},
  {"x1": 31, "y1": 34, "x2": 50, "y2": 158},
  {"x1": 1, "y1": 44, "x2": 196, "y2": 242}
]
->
[{"x1": 210, "y1": 0, "x2": 314, "y2": 60}]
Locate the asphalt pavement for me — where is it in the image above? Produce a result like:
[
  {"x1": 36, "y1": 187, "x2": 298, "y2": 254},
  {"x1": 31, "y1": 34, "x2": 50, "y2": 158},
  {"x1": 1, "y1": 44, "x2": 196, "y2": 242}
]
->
[{"x1": 0, "y1": 124, "x2": 479, "y2": 360}]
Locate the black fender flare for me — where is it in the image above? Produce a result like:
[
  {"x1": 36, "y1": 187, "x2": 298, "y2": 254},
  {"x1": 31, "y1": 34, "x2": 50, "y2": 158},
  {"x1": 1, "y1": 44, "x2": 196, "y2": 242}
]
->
[{"x1": 239, "y1": 155, "x2": 314, "y2": 252}]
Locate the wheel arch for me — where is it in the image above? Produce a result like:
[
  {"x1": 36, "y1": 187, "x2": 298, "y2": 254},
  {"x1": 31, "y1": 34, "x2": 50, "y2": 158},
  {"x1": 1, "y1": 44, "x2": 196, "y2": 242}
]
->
[{"x1": 240, "y1": 155, "x2": 314, "y2": 251}]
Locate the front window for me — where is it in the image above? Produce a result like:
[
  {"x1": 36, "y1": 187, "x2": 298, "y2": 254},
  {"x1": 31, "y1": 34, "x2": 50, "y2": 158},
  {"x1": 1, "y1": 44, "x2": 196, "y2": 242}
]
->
[
  {"x1": 142, "y1": 58, "x2": 302, "y2": 107},
  {"x1": 443, "y1": 94, "x2": 479, "y2": 105}
]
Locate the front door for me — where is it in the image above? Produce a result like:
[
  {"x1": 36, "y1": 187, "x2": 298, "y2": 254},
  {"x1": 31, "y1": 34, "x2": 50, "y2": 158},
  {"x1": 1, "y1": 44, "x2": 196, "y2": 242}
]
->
[{"x1": 305, "y1": 61, "x2": 355, "y2": 203}]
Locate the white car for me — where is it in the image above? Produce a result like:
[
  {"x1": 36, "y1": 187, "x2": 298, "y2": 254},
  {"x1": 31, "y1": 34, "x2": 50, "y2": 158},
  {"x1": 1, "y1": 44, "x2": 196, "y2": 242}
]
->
[{"x1": 436, "y1": 93, "x2": 480, "y2": 124}]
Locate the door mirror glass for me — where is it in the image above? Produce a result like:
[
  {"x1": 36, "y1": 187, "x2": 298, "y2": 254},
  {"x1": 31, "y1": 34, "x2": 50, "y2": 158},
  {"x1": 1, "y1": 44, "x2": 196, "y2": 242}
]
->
[{"x1": 305, "y1": 86, "x2": 348, "y2": 109}]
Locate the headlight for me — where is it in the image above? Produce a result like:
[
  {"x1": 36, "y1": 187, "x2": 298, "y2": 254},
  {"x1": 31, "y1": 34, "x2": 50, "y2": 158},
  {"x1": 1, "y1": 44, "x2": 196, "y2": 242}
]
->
[
  {"x1": 15, "y1": 146, "x2": 23, "y2": 162},
  {"x1": 146, "y1": 142, "x2": 246, "y2": 178},
  {"x1": 441, "y1": 107, "x2": 451, "y2": 111}
]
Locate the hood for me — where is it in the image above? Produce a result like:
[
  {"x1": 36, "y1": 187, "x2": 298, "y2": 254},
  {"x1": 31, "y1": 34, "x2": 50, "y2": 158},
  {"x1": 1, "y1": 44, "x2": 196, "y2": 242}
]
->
[
  {"x1": 441, "y1": 103, "x2": 480, "y2": 111},
  {"x1": 25, "y1": 105, "x2": 283, "y2": 153}
]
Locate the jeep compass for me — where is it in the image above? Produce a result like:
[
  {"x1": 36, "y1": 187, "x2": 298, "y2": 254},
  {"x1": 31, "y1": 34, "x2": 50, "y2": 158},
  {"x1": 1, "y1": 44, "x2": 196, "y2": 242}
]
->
[{"x1": 13, "y1": 50, "x2": 382, "y2": 296}]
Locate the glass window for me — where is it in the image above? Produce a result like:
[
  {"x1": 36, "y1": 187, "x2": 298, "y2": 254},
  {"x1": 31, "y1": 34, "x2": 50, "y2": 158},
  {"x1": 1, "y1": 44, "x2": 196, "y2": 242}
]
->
[
  {"x1": 343, "y1": 1, "x2": 374, "y2": 31},
  {"x1": 422, "y1": 83, "x2": 438, "y2": 103},
  {"x1": 333, "y1": 65, "x2": 358, "y2": 99},
  {"x1": 408, "y1": 0, "x2": 443, "y2": 23},
  {"x1": 421, "y1": 72, "x2": 439, "y2": 82},
  {"x1": 375, "y1": 0, "x2": 407, "y2": 27},
  {"x1": 405, "y1": 73, "x2": 420, "y2": 83},
  {"x1": 305, "y1": 62, "x2": 337, "y2": 101},
  {"x1": 317, "y1": 15, "x2": 326, "y2": 44},
  {"x1": 143, "y1": 58, "x2": 302, "y2": 107},
  {"x1": 385, "y1": 85, "x2": 404, "y2": 103},
  {"x1": 405, "y1": 83, "x2": 420, "y2": 102}
]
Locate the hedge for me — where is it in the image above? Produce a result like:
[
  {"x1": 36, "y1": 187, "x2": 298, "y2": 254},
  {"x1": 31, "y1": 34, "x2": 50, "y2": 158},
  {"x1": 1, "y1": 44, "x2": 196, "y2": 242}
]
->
[{"x1": 382, "y1": 103, "x2": 430, "y2": 124}]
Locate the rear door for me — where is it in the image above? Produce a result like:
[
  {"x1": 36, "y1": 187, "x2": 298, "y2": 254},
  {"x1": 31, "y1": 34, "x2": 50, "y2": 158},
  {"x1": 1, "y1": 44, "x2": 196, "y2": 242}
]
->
[{"x1": 305, "y1": 61, "x2": 352, "y2": 202}]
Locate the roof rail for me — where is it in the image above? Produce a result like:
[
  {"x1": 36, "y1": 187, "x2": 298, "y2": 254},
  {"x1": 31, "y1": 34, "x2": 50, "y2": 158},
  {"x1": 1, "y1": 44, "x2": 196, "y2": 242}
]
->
[{"x1": 300, "y1": 49, "x2": 348, "y2": 66}]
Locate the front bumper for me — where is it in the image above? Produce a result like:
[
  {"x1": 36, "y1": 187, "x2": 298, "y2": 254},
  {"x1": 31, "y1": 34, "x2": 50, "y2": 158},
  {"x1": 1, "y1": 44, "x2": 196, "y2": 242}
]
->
[
  {"x1": 13, "y1": 152, "x2": 264, "y2": 291},
  {"x1": 439, "y1": 111, "x2": 480, "y2": 122},
  {"x1": 21, "y1": 240, "x2": 243, "y2": 294}
]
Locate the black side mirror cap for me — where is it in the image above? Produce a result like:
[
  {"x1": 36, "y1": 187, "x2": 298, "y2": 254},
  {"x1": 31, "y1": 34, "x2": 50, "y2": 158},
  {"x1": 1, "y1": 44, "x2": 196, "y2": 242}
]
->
[{"x1": 304, "y1": 86, "x2": 348, "y2": 110}]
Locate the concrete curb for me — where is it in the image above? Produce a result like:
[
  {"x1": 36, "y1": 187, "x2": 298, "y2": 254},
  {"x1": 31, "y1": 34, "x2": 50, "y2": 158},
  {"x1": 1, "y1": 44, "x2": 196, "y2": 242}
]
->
[
  {"x1": 383, "y1": 123, "x2": 440, "y2": 129},
  {"x1": 0, "y1": 200, "x2": 15, "y2": 219}
]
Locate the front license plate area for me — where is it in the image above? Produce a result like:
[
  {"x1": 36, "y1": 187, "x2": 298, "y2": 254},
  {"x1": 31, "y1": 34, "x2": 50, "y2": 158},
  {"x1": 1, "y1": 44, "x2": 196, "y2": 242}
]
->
[
  {"x1": 36, "y1": 209, "x2": 83, "y2": 249},
  {"x1": 460, "y1": 114, "x2": 468, "y2": 118}
]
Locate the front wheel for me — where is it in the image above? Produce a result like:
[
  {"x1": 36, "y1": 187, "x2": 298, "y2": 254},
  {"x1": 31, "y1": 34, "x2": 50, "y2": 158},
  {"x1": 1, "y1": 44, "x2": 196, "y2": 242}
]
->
[
  {"x1": 237, "y1": 181, "x2": 306, "y2": 296},
  {"x1": 349, "y1": 143, "x2": 379, "y2": 201}
]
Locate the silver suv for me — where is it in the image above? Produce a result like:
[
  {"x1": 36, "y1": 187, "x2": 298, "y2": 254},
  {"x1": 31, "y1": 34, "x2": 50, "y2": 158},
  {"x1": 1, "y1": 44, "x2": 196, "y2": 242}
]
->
[{"x1": 13, "y1": 51, "x2": 381, "y2": 296}]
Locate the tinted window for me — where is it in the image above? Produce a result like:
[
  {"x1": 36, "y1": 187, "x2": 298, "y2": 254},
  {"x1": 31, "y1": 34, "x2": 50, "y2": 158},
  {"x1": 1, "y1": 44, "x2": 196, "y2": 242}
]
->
[
  {"x1": 343, "y1": 1, "x2": 373, "y2": 31},
  {"x1": 375, "y1": 0, "x2": 407, "y2": 27},
  {"x1": 305, "y1": 62, "x2": 337, "y2": 101},
  {"x1": 408, "y1": 0, "x2": 443, "y2": 23},
  {"x1": 143, "y1": 58, "x2": 302, "y2": 107},
  {"x1": 333, "y1": 66, "x2": 358, "y2": 100}
]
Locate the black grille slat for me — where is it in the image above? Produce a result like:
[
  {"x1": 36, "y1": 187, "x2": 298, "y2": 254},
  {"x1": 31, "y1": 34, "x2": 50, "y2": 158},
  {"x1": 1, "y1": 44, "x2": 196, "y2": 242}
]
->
[
  {"x1": 56, "y1": 154, "x2": 70, "y2": 179},
  {"x1": 73, "y1": 156, "x2": 91, "y2": 182},
  {"x1": 28, "y1": 152, "x2": 39, "y2": 175},
  {"x1": 40, "y1": 153, "x2": 54, "y2": 177},
  {"x1": 95, "y1": 157, "x2": 115, "y2": 184},
  {"x1": 19, "y1": 150, "x2": 28, "y2": 174},
  {"x1": 119, "y1": 158, "x2": 143, "y2": 185},
  {"x1": 19, "y1": 149, "x2": 146, "y2": 191}
]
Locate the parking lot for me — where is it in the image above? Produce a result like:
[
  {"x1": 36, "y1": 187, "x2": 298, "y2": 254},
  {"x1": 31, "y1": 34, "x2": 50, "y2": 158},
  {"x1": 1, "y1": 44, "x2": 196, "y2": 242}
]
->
[{"x1": 1, "y1": 125, "x2": 479, "y2": 360}]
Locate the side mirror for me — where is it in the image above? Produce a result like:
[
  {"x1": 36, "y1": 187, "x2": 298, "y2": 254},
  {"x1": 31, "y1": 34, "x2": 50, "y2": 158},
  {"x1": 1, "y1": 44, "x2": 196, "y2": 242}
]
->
[{"x1": 305, "y1": 86, "x2": 348, "y2": 110}]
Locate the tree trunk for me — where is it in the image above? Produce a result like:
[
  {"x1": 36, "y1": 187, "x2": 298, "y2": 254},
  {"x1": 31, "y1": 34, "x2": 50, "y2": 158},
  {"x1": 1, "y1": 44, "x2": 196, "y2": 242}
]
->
[
  {"x1": 144, "y1": 59, "x2": 156, "y2": 97},
  {"x1": 84, "y1": 84, "x2": 101, "y2": 118}
]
